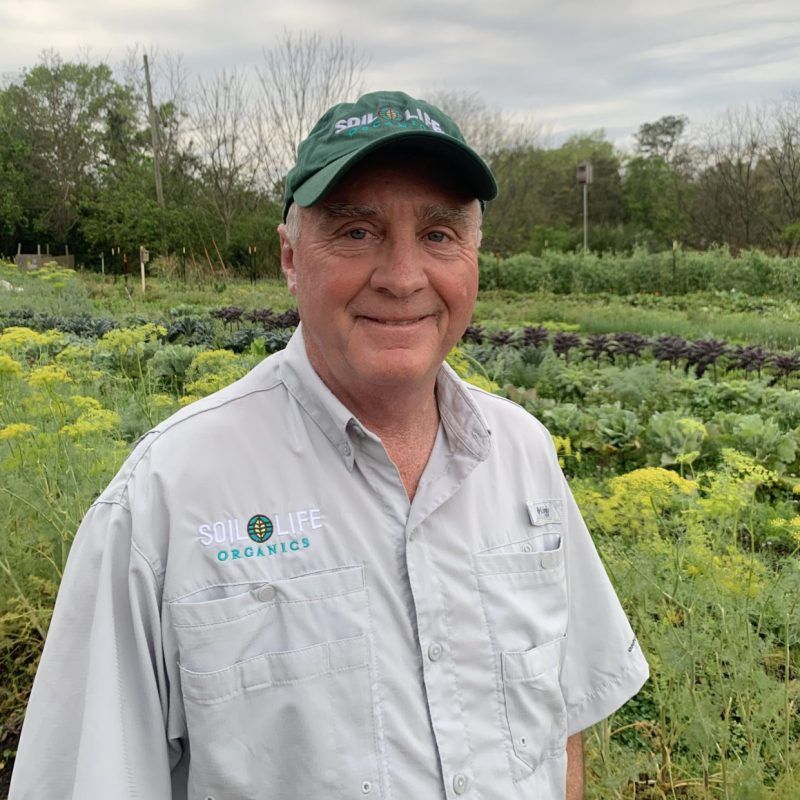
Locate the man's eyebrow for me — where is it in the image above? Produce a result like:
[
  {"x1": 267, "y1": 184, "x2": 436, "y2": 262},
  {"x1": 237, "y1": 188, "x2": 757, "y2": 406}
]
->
[
  {"x1": 318, "y1": 203, "x2": 381, "y2": 223},
  {"x1": 417, "y1": 204, "x2": 472, "y2": 227}
]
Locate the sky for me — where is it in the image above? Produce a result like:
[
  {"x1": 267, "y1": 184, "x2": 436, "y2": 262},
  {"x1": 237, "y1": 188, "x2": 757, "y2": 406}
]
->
[{"x1": 1, "y1": 0, "x2": 799, "y2": 146}]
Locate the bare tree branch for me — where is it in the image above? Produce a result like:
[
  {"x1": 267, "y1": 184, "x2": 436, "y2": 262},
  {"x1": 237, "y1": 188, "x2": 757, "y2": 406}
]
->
[
  {"x1": 255, "y1": 30, "x2": 369, "y2": 190},
  {"x1": 425, "y1": 89, "x2": 540, "y2": 159},
  {"x1": 193, "y1": 69, "x2": 260, "y2": 248}
]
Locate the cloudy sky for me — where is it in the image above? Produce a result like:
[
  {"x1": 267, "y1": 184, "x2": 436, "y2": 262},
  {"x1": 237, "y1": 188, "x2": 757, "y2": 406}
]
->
[{"x1": 1, "y1": 0, "x2": 798, "y2": 144}]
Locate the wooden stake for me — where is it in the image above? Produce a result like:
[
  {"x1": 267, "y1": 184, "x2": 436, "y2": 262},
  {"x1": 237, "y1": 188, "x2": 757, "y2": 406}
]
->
[
  {"x1": 143, "y1": 54, "x2": 167, "y2": 254},
  {"x1": 210, "y1": 235, "x2": 228, "y2": 274}
]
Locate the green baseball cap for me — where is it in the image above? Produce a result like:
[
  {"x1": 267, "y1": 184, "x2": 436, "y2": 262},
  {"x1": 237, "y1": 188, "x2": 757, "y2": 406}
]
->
[{"x1": 282, "y1": 90, "x2": 498, "y2": 221}]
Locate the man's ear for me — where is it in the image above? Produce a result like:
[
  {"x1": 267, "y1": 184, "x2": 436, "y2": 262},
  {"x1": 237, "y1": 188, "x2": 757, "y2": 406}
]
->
[{"x1": 277, "y1": 223, "x2": 297, "y2": 295}]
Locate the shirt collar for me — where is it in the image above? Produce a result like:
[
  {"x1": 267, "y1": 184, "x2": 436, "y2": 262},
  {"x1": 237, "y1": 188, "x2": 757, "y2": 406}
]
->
[{"x1": 279, "y1": 324, "x2": 492, "y2": 466}]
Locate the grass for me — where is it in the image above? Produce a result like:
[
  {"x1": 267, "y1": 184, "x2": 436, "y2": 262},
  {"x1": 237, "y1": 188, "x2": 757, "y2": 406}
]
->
[{"x1": 0, "y1": 264, "x2": 798, "y2": 798}]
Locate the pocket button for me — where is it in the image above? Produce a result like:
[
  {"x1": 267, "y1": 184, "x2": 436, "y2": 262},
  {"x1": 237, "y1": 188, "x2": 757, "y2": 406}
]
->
[
  {"x1": 539, "y1": 552, "x2": 559, "y2": 570},
  {"x1": 453, "y1": 773, "x2": 469, "y2": 794},
  {"x1": 255, "y1": 584, "x2": 277, "y2": 602}
]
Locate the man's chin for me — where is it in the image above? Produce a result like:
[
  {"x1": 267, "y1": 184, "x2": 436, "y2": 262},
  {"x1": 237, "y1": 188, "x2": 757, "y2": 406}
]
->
[{"x1": 353, "y1": 352, "x2": 439, "y2": 391}]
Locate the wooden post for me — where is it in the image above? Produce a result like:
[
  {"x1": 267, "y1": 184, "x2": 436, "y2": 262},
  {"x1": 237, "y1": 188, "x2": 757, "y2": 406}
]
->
[
  {"x1": 16, "y1": 243, "x2": 21, "y2": 256},
  {"x1": 143, "y1": 54, "x2": 167, "y2": 254},
  {"x1": 101, "y1": 252, "x2": 105, "y2": 275},
  {"x1": 140, "y1": 246, "x2": 146, "y2": 293}
]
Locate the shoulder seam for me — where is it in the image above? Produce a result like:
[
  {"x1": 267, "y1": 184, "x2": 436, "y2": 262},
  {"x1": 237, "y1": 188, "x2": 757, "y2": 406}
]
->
[
  {"x1": 126, "y1": 378, "x2": 285, "y2": 479},
  {"x1": 465, "y1": 383, "x2": 533, "y2": 413}
]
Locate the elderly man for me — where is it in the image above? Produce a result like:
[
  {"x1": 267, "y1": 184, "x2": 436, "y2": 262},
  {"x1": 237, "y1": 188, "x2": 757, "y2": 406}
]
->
[{"x1": 11, "y1": 91, "x2": 648, "y2": 800}]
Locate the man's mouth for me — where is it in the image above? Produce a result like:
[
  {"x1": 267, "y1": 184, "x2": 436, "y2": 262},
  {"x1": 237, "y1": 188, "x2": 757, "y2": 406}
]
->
[{"x1": 360, "y1": 315, "x2": 432, "y2": 326}]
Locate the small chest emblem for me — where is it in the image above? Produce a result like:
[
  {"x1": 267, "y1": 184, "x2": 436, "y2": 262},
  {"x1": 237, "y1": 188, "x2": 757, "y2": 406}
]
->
[
  {"x1": 526, "y1": 499, "x2": 561, "y2": 526},
  {"x1": 247, "y1": 514, "x2": 273, "y2": 543}
]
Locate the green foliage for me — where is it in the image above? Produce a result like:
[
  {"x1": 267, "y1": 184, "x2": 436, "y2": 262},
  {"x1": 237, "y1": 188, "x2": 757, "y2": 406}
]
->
[
  {"x1": 1, "y1": 273, "x2": 799, "y2": 797},
  {"x1": 479, "y1": 246, "x2": 800, "y2": 299},
  {"x1": 644, "y1": 412, "x2": 708, "y2": 472}
]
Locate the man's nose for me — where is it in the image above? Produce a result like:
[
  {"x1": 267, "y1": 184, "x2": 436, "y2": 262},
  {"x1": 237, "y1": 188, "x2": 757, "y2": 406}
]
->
[{"x1": 369, "y1": 234, "x2": 429, "y2": 297}]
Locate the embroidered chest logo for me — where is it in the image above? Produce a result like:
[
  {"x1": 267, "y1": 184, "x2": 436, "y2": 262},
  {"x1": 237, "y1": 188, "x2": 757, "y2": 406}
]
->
[
  {"x1": 247, "y1": 514, "x2": 273, "y2": 543},
  {"x1": 197, "y1": 508, "x2": 323, "y2": 563}
]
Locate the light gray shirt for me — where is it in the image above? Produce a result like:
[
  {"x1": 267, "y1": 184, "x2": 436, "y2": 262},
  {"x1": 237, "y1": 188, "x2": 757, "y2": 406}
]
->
[{"x1": 11, "y1": 326, "x2": 648, "y2": 800}]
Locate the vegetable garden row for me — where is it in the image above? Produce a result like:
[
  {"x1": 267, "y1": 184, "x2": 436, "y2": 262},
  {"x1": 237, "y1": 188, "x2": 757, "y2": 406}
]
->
[{"x1": 0, "y1": 263, "x2": 798, "y2": 798}]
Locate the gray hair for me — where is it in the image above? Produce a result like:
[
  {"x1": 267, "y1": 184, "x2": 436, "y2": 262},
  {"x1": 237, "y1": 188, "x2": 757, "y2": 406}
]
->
[{"x1": 285, "y1": 203, "x2": 302, "y2": 246}]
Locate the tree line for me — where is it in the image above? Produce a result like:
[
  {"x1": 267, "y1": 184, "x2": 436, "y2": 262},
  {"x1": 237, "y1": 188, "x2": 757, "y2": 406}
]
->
[{"x1": 1, "y1": 36, "x2": 799, "y2": 277}]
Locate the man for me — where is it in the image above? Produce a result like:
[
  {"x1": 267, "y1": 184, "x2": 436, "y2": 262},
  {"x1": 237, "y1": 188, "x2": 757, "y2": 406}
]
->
[{"x1": 11, "y1": 91, "x2": 648, "y2": 799}]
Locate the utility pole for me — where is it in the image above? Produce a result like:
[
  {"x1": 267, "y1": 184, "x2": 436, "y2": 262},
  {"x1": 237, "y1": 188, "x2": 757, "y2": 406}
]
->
[
  {"x1": 143, "y1": 54, "x2": 167, "y2": 254},
  {"x1": 576, "y1": 161, "x2": 593, "y2": 252}
]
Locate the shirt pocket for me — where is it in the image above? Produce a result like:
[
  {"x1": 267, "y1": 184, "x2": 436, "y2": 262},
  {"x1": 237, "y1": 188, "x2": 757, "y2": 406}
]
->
[
  {"x1": 168, "y1": 564, "x2": 382, "y2": 800},
  {"x1": 473, "y1": 539, "x2": 568, "y2": 782},
  {"x1": 473, "y1": 536, "x2": 567, "y2": 652},
  {"x1": 502, "y1": 638, "x2": 567, "y2": 776}
]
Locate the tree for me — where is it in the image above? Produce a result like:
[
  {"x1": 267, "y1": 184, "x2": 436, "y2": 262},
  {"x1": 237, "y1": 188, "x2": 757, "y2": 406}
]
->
[
  {"x1": 255, "y1": 31, "x2": 368, "y2": 189},
  {"x1": 424, "y1": 89, "x2": 539, "y2": 160},
  {"x1": 761, "y1": 93, "x2": 800, "y2": 252},
  {"x1": 193, "y1": 69, "x2": 261, "y2": 251},
  {"x1": 694, "y1": 105, "x2": 771, "y2": 249},
  {"x1": 482, "y1": 131, "x2": 625, "y2": 254},
  {"x1": 623, "y1": 155, "x2": 693, "y2": 247},
  {"x1": 0, "y1": 88, "x2": 29, "y2": 250},
  {"x1": 635, "y1": 114, "x2": 689, "y2": 165},
  {"x1": 2, "y1": 52, "x2": 130, "y2": 247}
]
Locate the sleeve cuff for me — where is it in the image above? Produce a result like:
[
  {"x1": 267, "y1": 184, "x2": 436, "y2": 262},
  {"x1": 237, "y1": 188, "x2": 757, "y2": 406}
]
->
[{"x1": 566, "y1": 652, "x2": 650, "y2": 735}]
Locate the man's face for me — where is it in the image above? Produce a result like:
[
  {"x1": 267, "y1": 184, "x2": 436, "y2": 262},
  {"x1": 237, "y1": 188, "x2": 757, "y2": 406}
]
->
[{"x1": 279, "y1": 152, "x2": 481, "y2": 403}]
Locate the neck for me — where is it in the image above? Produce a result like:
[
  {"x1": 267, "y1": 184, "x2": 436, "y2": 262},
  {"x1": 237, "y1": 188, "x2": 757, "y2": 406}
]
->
[
  {"x1": 352, "y1": 388, "x2": 440, "y2": 502},
  {"x1": 344, "y1": 384, "x2": 439, "y2": 440},
  {"x1": 303, "y1": 338, "x2": 441, "y2": 500}
]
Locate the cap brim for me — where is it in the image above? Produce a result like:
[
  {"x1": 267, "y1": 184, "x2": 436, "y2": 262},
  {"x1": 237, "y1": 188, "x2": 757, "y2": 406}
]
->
[{"x1": 291, "y1": 129, "x2": 498, "y2": 211}]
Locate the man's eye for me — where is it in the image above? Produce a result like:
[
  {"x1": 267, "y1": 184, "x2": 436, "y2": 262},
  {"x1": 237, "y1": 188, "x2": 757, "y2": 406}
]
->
[
  {"x1": 426, "y1": 231, "x2": 448, "y2": 243},
  {"x1": 347, "y1": 229, "x2": 368, "y2": 240}
]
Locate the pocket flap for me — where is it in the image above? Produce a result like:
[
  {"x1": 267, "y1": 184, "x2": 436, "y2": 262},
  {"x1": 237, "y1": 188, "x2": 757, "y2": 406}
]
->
[
  {"x1": 473, "y1": 539, "x2": 564, "y2": 577},
  {"x1": 180, "y1": 634, "x2": 370, "y2": 704},
  {"x1": 502, "y1": 637, "x2": 565, "y2": 683},
  {"x1": 169, "y1": 564, "x2": 365, "y2": 628}
]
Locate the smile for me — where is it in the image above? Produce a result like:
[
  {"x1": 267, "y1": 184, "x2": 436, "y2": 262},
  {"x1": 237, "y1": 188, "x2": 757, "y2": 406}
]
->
[{"x1": 359, "y1": 315, "x2": 433, "y2": 326}]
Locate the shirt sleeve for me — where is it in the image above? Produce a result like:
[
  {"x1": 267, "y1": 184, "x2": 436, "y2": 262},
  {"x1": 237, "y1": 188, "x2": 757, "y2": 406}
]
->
[
  {"x1": 9, "y1": 497, "x2": 180, "y2": 799},
  {"x1": 558, "y1": 473, "x2": 649, "y2": 735}
]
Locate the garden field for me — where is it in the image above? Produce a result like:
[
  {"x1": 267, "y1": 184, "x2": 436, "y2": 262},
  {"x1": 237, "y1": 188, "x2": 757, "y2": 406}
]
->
[{"x1": 0, "y1": 258, "x2": 799, "y2": 798}]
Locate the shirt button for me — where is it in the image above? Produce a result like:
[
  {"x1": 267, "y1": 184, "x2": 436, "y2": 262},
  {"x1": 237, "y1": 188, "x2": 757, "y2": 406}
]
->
[
  {"x1": 427, "y1": 641, "x2": 443, "y2": 661},
  {"x1": 255, "y1": 584, "x2": 276, "y2": 602},
  {"x1": 453, "y1": 773, "x2": 469, "y2": 794},
  {"x1": 540, "y1": 552, "x2": 558, "y2": 570},
  {"x1": 341, "y1": 442, "x2": 351, "y2": 455},
  {"x1": 522, "y1": 543, "x2": 533, "y2": 553}
]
